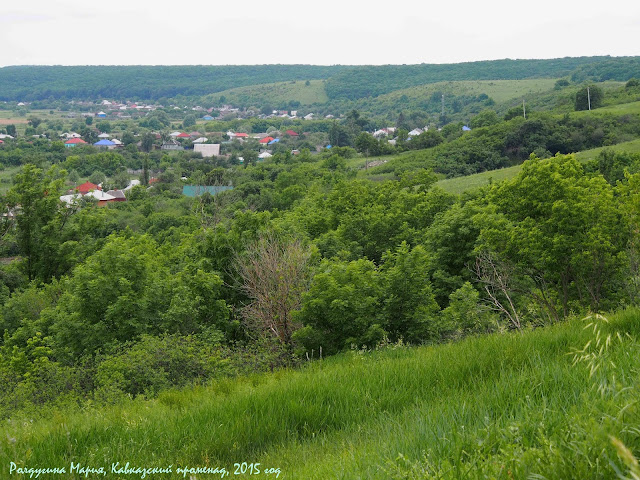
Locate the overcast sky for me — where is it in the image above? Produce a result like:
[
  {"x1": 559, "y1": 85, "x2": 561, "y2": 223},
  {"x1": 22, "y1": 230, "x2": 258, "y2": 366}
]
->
[{"x1": 0, "y1": 0, "x2": 638, "y2": 67}]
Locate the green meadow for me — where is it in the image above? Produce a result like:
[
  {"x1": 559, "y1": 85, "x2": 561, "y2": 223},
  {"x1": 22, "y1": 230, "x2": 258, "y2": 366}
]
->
[
  {"x1": 378, "y1": 78, "x2": 559, "y2": 105},
  {"x1": 436, "y1": 138, "x2": 640, "y2": 195},
  {"x1": 204, "y1": 80, "x2": 329, "y2": 107},
  {"x1": 3, "y1": 308, "x2": 640, "y2": 479}
]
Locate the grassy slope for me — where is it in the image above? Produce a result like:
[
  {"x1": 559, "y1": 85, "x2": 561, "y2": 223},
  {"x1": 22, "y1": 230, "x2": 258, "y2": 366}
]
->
[
  {"x1": 204, "y1": 80, "x2": 329, "y2": 107},
  {"x1": 3, "y1": 309, "x2": 640, "y2": 479},
  {"x1": 377, "y1": 78, "x2": 559, "y2": 105},
  {"x1": 435, "y1": 137, "x2": 640, "y2": 195},
  {"x1": 429, "y1": 101, "x2": 640, "y2": 194}
]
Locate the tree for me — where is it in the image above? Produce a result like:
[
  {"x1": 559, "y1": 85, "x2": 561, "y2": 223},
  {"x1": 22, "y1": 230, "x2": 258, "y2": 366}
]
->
[
  {"x1": 183, "y1": 114, "x2": 196, "y2": 128},
  {"x1": 396, "y1": 112, "x2": 410, "y2": 131},
  {"x1": 27, "y1": 117, "x2": 43, "y2": 128},
  {"x1": 379, "y1": 243, "x2": 441, "y2": 343},
  {"x1": 354, "y1": 132, "x2": 378, "y2": 158},
  {"x1": 96, "y1": 121, "x2": 111, "y2": 133},
  {"x1": 85, "y1": 116, "x2": 93, "y2": 125},
  {"x1": 5, "y1": 124, "x2": 16, "y2": 137},
  {"x1": 6, "y1": 164, "x2": 70, "y2": 282},
  {"x1": 328, "y1": 121, "x2": 351, "y2": 147},
  {"x1": 293, "y1": 258, "x2": 384, "y2": 353},
  {"x1": 469, "y1": 110, "x2": 500, "y2": 128},
  {"x1": 88, "y1": 171, "x2": 106, "y2": 186},
  {"x1": 575, "y1": 85, "x2": 604, "y2": 111},
  {"x1": 479, "y1": 154, "x2": 627, "y2": 319},
  {"x1": 141, "y1": 132, "x2": 155, "y2": 152},
  {"x1": 408, "y1": 130, "x2": 444, "y2": 150},
  {"x1": 234, "y1": 234, "x2": 313, "y2": 347},
  {"x1": 122, "y1": 131, "x2": 135, "y2": 146}
]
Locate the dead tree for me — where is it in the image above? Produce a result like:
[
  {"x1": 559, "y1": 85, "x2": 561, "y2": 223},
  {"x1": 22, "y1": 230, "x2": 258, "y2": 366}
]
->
[
  {"x1": 473, "y1": 250, "x2": 522, "y2": 330},
  {"x1": 234, "y1": 234, "x2": 312, "y2": 347}
]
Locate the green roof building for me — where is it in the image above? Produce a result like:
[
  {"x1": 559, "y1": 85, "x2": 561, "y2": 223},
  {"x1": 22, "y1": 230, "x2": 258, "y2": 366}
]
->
[{"x1": 182, "y1": 185, "x2": 233, "y2": 197}]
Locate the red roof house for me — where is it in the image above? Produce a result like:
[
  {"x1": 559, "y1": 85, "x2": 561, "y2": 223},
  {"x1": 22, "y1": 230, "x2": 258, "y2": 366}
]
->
[
  {"x1": 234, "y1": 133, "x2": 249, "y2": 138},
  {"x1": 75, "y1": 181, "x2": 102, "y2": 194},
  {"x1": 285, "y1": 130, "x2": 299, "y2": 137},
  {"x1": 64, "y1": 138, "x2": 87, "y2": 148},
  {"x1": 259, "y1": 136, "x2": 274, "y2": 144},
  {"x1": 176, "y1": 132, "x2": 191, "y2": 138}
]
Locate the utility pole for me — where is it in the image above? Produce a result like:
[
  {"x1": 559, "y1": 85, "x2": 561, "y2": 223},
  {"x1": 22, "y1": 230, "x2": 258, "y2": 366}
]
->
[
  {"x1": 587, "y1": 86, "x2": 591, "y2": 111},
  {"x1": 523, "y1": 99, "x2": 526, "y2": 119}
]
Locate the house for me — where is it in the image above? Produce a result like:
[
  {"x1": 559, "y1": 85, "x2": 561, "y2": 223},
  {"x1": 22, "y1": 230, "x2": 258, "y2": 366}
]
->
[
  {"x1": 462, "y1": 125, "x2": 472, "y2": 131},
  {"x1": 258, "y1": 152, "x2": 272, "y2": 159},
  {"x1": 106, "y1": 190, "x2": 126, "y2": 202},
  {"x1": 61, "y1": 132, "x2": 81, "y2": 139},
  {"x1": 408, "y1": 128, "x2": 424, "y2": 137},
  {"x1": 304, "y1": 113, "x2": 314, "y2": 120},
  {"x1": 65, "y1": 138, "x2": 87, "y2": 148},
  {"x1": 259, "y1": 136, "x2": 274, "y2": 144},
  {"x1": 169, "y1": 131, "x2": 182, "y2": 137},
  {"x1": 94, "y1": 139, "x2": 116, "y2": 149},
  {"x1": 176, "y1": 132, "x2": 191, "y2": 139},
  {"x1": 0, "y1": 140, "x2": 4, "y2": 145},
  {"x1": 98, "y1": 133, "x2": 111, "y2": 139},
  {"x1": 123, "y1": 180, "x2": 141, "y2": 191},
  {"x1": 267, "y1": 138, "x2": 280, "y2": 145},
  {"x1": 96, "y1": 111, "x2": 107, "y2": 118},
  {"x1": 194, "y1": 144, "x2": 221, "y2": 158},
  {"x1": 161, "y1": 139, "x2": 183, "y2": 151},
  {"x1": 0, "y1": 134, "x2": 15, "y2": 140},
  {"x1": 192, "y1": 137, "x2": 208, "y2": 144},
  {"x1": 182, "y1": 185, "x2": 233, "y2": 197},
  {"x1": 85, "y1": 190, "x2": 117, "y2": 206},
  {"x1": 75, "y1": 181, "x2": 102, "y2": 194},
  {"x1": 234, "y1": 133, "x2": 249, "y2": 139},
  {"x1": 285, "y1": 130, "x2": 299, "y2": 137},
  {"x1": 202, "y1": 115, "x2": 214, "y2": 121}
]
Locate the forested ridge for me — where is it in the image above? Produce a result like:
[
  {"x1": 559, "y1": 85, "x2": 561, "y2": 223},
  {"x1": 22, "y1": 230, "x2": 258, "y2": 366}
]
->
[
  {"x1": 0, "y1": 65, "x2": 347, "y2": 101},
  {"x1": 2, "y1": 56, "x2": 639, "y2": 102}
]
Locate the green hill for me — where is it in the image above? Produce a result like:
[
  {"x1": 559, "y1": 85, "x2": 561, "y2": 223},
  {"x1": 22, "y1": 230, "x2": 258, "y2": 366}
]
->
[
  {"x1": 325, "y1": 56, "x2": 640, "y2": 100},
  {"x1": 0, "y1": 65, "x2": 346, "y2": 101},
  {"x1": 203, "y1": 79, "x2": 329, "y2": 108},
  {"x1": 3, "y1": 308, "x2": 640, "y2": 479}
]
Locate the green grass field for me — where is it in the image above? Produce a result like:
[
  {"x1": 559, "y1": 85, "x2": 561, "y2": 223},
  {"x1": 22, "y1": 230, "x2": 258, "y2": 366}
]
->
[
  {"x1": 435, "y1": 137, "x2": 640, "y2": 194},
  {"x1": 3, "y1": 308, "x2": 640, "y2": 479},
  {"x1": 205, "y1": 80, "x2": 329, "y2": 107},
  {"x1": 572, "y1": 99, "x2": 640, "y2": 117},
  {"x1": 378, "y1": 78, "x2": 559, "y2": 106}
]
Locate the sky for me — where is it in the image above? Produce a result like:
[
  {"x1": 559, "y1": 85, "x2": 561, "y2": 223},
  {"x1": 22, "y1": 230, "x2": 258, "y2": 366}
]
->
[{"x1": 0, "y1": 0, "x2": 638, "y2": 67}]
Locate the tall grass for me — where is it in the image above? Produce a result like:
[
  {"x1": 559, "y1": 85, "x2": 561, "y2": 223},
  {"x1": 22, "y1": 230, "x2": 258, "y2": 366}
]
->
[{"x1": 2, "y1": 309, "x2": 640, "y2": 479}]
